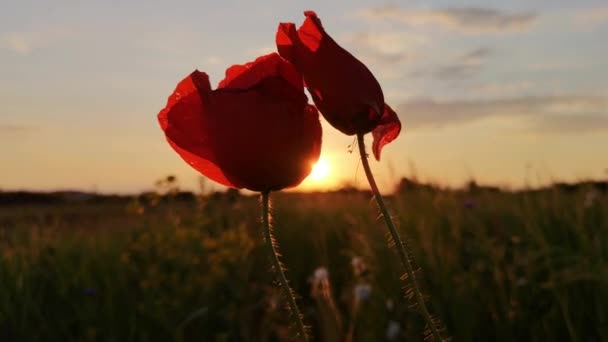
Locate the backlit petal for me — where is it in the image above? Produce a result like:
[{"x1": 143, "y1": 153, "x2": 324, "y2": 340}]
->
[
  {"x1": 158, "y1": 71, "x2": 235, "y2": 188},
  {"x1": 372, "y1": 104, "x2": 401, "y2": 161},
  {"x1": 277, "y1": 11, "x2": 384, "y2": 136},
  {"x1": 276, "y1": 23, "x2": 298, "y2": 63},
  {"x1": 207, "y1": 75, "x2": 320, "y2": 191},
  {"x1": 218, "y1": 53, "x2": 303, "y2": 93}
]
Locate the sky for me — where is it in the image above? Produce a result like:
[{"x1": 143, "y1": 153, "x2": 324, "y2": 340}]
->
[{"x1": 1, "y1": 0, "x2": 607, "y2": 194}]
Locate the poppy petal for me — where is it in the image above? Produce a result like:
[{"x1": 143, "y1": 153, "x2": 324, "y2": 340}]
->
[
  {"x1": 218, "y1": 53, "x2": 303, "y2": 93},
  {"x1": 165, "y1": 139, "x2": 235, "y2": 188},
  {"x1": 276, "y1": 22, "x2": 298, "y2": 62},
  {"x1": 276, "y1": 11, "x2": 385, "y2": 136},
  {"x1": 372, "y1": 104, "x2": 401, "y2": 161},
  {"x1": 158, "y1": 54, "x2": 322, "y2": 192},
  {"x1": 158, "y1": 71, "x2": 235, "y2": 188},
  {"x1": 298, "y1": 11, "x2": 323, "y2": 52},
  {"x1": 207, "y1": 77, "x2": 320, "y2": 191}
]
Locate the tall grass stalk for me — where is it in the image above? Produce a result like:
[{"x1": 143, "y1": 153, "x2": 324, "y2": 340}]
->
[
  {"x1": 261, "y1": 191, "x2": 308, "y2": 341},
  {"x1": 356, "y1": 133, "x2": 444, "y2": 341}
]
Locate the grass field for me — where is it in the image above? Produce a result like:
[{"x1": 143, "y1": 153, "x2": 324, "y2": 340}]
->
[{"x1": 0, "y1": 182, "x2": 606, "y2": 341}]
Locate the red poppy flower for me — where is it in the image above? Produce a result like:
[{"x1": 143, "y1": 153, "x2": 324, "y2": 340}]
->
[
  {"x1": 157, "y1": 53, "x2": 322, "y2": 192},
  {"x1": 276, "y1": 10, "x2": 401, "y2": 160}
]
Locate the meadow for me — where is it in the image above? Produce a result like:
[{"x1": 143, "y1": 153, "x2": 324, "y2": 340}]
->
[{"x1": 0, "y1": 180, "x2": 606, "y2": 341}]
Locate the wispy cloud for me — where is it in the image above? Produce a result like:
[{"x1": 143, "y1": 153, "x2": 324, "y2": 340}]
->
[
  {"x1": 573, "y1": 6, "x2": 608, "y2": 29},
  {"x1": 531, "y1": 114, "x2": 608, "y2": 134},
  {"x1": 526, "y1": 61, "x2": 583, "y2": 72},
  {"x1": 359, "y1": 6, "x2": 537, "y2": 34},
  {"x1": 339, "y1": 31, "x2": 428, "y2": 80},
  {"x1": 343, "y1": 31, "x2": 426, "y2": 65},
  {"x1": 410, "y1": 47, "x2": 492, "y2": 80},
  {"x1": 0, "y1": 28, "x2": 75, "y2": 55},
  {"x1": 205, "y1": 56, "x2": 223, "y2": 65},
  {"x1": 133, "y1": 28, "x2": 209, "y2": 58},
  {"x1": 0, "y1": 124, "x2": 37, "y2": 134},
  {"x1": 461, "y1": 47, "x2": 493, "y2": 63},
  {"x1": 398, "y1": 95, "x2": 608, "y2": 131},
  {"x1": 471, "y1": 81, "x2": 533, "y2": 97}
]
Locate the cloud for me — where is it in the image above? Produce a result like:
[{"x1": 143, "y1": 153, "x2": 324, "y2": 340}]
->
[
  {"x1": 0, "y1": 28, "x2": 75, "y2": 55},
  {"x1": 471, "y1": 81, "x2": 533, "y2": 97},
  {"x1": 359, "y1": 6, "x2": 537, "y2": 34},
  {"x1": 461, "y1": 47, "x2": 492, "y2": 63},
  {"x1": 0, "y1": 124, "x2": 37, "y2": 135},
  {"x1": 134, "y1": 28, "x2": 208, "y2": 57},
  {"x1": 342, "y1": 31, "x2": 426, "y2": 65},
  {"x1": 397, "y1": 95, "x2": 608, "y2": 132},
  {"x1": 526, "y1": 61, "x2": 583, "y2": 72},
  {"x1": 205, "y1": 56, "x2": 223, "y2": 65},
  {"x1": 531, "y1": 114, "x2": 608, "y2": 134},
  {"x1": 410, "y1": 47, "x2": 492, "y2": 80},
  {"x1": 573, "y1": 6, "x2": 608, "y2": 28},
  {"x1": 337, "y1": 31, "x2": 428, "y2": 80}
]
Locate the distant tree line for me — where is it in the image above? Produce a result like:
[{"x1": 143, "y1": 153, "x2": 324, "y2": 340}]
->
[{"x1": 0, "y1": 179, "x2": 606, "y2": 205}]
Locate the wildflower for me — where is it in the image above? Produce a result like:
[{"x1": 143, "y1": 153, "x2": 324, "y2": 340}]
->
[
  {"x1": 313, "y1": 267, "x2": 329, "y2": 281},
  {"x1": 354, "y1": 283, "x2": 372, "y2": 301},
  {"x1": 385, "y1": 320, "x2": 401, "y2": 340},
  {"x1": 158, "y1": 53, "x2": 322, "y2": 191},
  {"x1": 310, "y1": 266, "x2": 330, "y2": 298},
  {"x1": 277, "y1": 11, "x2": 401, "y2": 160},
  {"x1": 351, "y1": 256, "x2": 368, "y2": 277}
]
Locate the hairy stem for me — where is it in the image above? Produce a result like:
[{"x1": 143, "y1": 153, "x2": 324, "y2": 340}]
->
[
  {"x1": 356, "y1": 133, "x2": 443, "y2": 342},
  {"x1": 261, "y1": 191, "x2": 308, "y2": 341}
]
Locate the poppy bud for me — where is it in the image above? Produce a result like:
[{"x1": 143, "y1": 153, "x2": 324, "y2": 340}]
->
[{"x1": 277, "y1": 11, "x2": 401, "y2": 160}]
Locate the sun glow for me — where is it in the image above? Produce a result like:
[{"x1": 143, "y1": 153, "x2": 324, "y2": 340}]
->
[
  {"x1": 297, "y1": 156, "x2": 340, "y2": 191},
  {"x1": 309, "y1": 158, "x2": 330, "y2": 181}
]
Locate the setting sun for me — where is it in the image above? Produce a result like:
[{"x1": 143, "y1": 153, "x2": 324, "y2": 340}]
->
[
  {"x1": 309, "y1": 158, "x2": 330, "y2": 181},
  {"x1": 297, "y1": 157, "x2": 338, "y2": 191}
]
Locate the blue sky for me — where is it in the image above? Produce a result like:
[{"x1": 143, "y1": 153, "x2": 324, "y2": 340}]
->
[{"x1": 1, "y1": 0, "x2": 607, "y2": 193}]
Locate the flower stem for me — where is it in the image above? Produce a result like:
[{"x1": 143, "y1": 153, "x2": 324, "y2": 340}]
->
[
  {"x1": 261, "y1": 191, "x2": 308, "y2": 341},
  {"x1": 356, "y1": 133, "x2": 444, "y2": 342}
]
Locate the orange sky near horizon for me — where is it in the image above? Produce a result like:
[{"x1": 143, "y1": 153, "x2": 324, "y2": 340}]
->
[{"x1": 1, "y1": 1, "x2": 607, "y2": 194}]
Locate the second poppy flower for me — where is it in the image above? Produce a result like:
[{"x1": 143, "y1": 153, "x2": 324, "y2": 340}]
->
[{"x1": 277, "y1": 10, "x2": 401, "y2": 160}]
